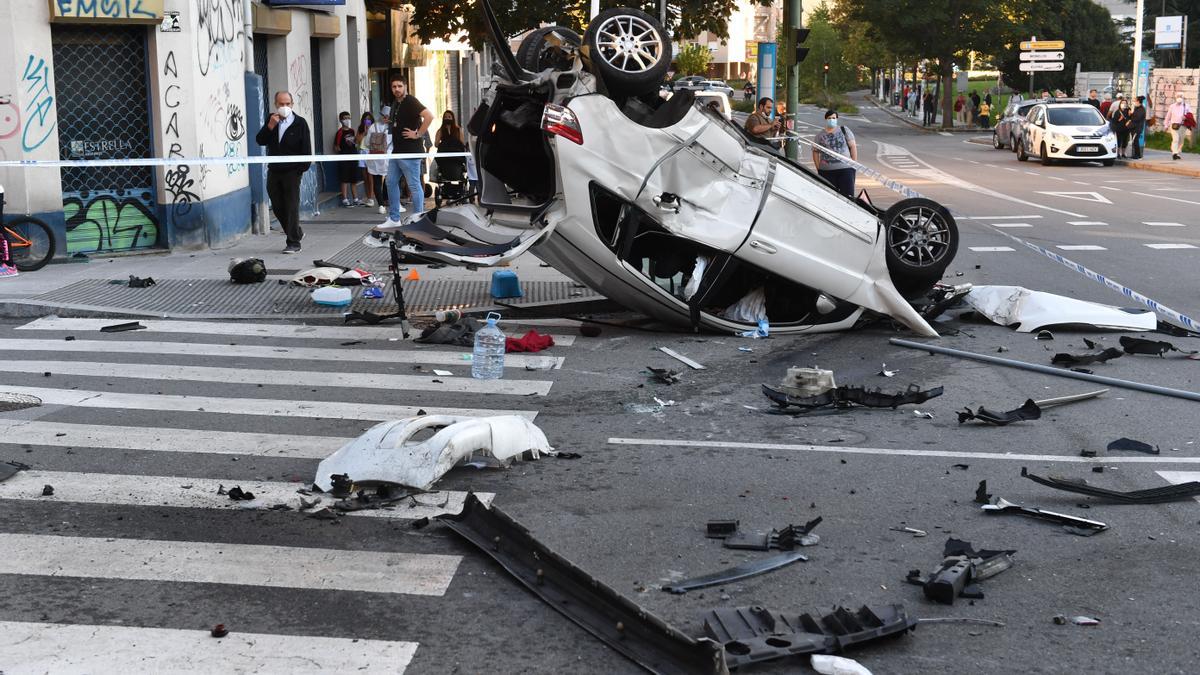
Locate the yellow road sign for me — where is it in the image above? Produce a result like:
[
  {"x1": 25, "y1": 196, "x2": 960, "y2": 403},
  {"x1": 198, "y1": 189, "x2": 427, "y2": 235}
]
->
[{"x1": 1020, "y1": 40, "x2": 1066, "y2": 50}]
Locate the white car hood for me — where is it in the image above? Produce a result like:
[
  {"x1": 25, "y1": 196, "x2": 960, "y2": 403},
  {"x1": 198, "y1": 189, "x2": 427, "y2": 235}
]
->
[{"x1": 965, "y1": 285, "x2": 1157, "y2": 332}]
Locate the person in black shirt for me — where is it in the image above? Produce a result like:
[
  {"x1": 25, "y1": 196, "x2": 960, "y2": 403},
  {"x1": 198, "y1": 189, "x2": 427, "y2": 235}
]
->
[
  {"x1": 254, "y1": 90, "x2": 312, "y2": 253},
  {"x1": 382, "y1": 74, "x2": 433, "y2": 225}
]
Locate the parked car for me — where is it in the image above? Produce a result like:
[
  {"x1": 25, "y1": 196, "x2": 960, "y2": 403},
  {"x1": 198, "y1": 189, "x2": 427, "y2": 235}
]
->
[
  {"x1": 370, "y1": 2, "x2": 959, "y2": 337},
  {"x1": 992, "y1": 99, "x2": 1038, "y2": 151},
  {"x1": 672, "y1": 75, "x2": 706, "y2": 90},
  {"x1": 1017, "y1": 102, "x2": 1117, "y2": 166},
  {"x1": 697, "y1": 79, "x2": 736, "y2": 98}
]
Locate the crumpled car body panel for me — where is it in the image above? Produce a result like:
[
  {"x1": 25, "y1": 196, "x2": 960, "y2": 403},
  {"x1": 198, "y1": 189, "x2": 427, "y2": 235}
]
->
[
  {"x1": 314, "y1": 415, "x2": 552, "y2": 492},
  {"x1": 965, "y1": 285, "x2": 1157, "y2": 332}
]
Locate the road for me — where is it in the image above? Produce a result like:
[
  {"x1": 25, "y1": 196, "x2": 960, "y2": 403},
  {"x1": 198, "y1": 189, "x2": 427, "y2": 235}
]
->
[{"x1": 2, "y1": 103, "x2": 1199, "y2": 674}]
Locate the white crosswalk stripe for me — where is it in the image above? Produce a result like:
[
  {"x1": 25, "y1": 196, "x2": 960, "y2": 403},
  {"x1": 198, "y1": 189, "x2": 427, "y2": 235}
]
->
[{"x1": 0, "y1": 315, "x2": 576, "y2": 667}]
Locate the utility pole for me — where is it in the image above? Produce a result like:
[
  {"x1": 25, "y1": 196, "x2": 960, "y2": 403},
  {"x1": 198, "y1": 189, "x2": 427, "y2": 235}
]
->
[
  {"x1": 785, "y1": 0, "x2": 802, "y2": 160},
  {"x1": 1133, "y1": 0, "x2": 1145, "y2": 98}
]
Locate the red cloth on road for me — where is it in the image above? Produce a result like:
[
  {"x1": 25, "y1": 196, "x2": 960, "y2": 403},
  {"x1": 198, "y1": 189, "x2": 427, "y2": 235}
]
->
[{"x1": 505, "y1": 330, "x2": 555, "y2": 353}]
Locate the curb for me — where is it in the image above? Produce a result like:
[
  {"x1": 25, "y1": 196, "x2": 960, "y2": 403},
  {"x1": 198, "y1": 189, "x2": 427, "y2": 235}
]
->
[
  {"x1": 1118, "y1": 158, "x2": 1200, "y2": 178},
  {"x1": 863, "y1": 95, "x2": 984, "y2": 133}
]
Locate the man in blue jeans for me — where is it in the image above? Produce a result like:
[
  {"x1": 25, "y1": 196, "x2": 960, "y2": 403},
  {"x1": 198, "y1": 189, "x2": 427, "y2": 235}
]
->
[{"x1": 381, "y1": 74, "x2": 433, "y2": 226}]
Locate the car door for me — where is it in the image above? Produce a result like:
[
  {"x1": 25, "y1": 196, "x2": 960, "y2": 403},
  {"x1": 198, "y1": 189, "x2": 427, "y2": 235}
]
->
[{"x1": 1026, "y1": 107, "x2": 1044, "y2": 154}]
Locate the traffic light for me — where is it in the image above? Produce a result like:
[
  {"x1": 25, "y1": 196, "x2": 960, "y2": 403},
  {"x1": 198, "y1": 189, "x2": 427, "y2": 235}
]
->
[
  {"x1": 792, "y1": 27, "x2": 811, "y2": 63},
  {"x1": 823, "y1": 62, "x2": 830, "y2": 73}
]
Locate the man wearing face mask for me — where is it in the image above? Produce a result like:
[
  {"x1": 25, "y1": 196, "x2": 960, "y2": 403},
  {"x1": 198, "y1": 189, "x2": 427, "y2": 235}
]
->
[
  {"x1": 382, "y1": 74, "x2": 433, "y2": 227},
  {"x1": 1163, "y1": 94, "x2": 1191, "y2": 160},
  {"x1": 811, "y1": 110, "x2": 857, "y2": 199},
  {"x1": 255, "y1": 91, "x2": 312, "y2": 253}
]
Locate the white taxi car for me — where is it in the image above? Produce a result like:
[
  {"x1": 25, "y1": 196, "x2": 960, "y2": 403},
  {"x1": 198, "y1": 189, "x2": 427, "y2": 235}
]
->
[{"x1": 1017, "y1": 102, "x2": 1117, "y2": 166}]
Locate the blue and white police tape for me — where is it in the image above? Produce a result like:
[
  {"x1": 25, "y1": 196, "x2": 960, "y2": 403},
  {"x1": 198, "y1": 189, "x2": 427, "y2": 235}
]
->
[
  {"x1": 791, "y1": 134, "x2": 1200, "y2": 334},
  {"x1": 0, "y1": 151, "x2": 471, "y2": 169}
]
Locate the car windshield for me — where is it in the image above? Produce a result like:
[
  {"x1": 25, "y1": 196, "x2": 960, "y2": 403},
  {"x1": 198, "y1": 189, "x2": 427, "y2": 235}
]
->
[{"x1": 1047, "y1": 107, "x2": 1105, "y2": 126}]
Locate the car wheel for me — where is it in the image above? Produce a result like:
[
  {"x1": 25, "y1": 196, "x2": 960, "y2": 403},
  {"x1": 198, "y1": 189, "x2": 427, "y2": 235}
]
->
[
  {"x1": 582, "y1": 8, "x2": 671, "y2": 97},
  {"x1": 1103, "y1": 158, "x2": 1115, "y2": 166},
  {"x1": 516, "y1": 25, "x2": 582, "y2": 73},
  {"x1": 1017, "y1": 141, "x2": 1029, "y2": 161},
  {"x1": 1010, "y1": 135, "x2": 1018, "y2": 153},
  {"x1": 1040, "y1": 143, "x2": 1053, "y2": 166},
  {"x1": 992, "y1": 131, "x2": 1003, "y2": 149},
  {"x1": 882, "y1": 198, "x2": 959, "y2": 297}
]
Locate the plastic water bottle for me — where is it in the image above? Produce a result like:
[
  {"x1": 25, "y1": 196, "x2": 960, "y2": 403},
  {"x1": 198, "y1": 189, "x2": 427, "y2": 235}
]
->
[{"x1": 471, "y1": 312, "x2": 506, "y2": 380}]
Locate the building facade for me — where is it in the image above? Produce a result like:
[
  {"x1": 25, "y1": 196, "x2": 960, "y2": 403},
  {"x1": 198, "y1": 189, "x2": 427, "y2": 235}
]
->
[{"x1": 0, "y1": 1, "x2": 476, "y2": 261}]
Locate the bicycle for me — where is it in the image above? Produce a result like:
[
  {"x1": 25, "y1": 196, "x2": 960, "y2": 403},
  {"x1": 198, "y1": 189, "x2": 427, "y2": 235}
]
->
[{"x1": 1, "y1": 185, "x2": 55, "y2": 272}]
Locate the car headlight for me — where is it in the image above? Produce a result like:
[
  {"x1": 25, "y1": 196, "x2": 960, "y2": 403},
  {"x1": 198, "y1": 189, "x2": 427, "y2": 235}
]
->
[{"x1": 1050, "y1": 132, "x2": 1069, "y2": 144}]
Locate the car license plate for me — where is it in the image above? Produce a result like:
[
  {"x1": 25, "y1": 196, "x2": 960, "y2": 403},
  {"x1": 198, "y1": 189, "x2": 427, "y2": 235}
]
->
[{"x1": 1075, "y1": 146, "x2": 1100, "y2": 153}]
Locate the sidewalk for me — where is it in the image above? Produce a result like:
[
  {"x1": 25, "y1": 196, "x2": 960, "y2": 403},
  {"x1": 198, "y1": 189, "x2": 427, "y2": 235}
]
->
[
  {"x1": 0, "y1": 207, "x2": 586, "y2": 320},
  {"x1": 1119, "y1": 146, "x2": 1200, "y2": 177},
  {"x1": 864, "y1": 94, "x2": 983, "y2": 133}
]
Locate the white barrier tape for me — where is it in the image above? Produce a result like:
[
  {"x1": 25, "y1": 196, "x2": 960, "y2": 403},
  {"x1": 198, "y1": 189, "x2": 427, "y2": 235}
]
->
[
  {"x1": 785, "y1": 133, "x2": 1200, "y2": 333},
  {"x1": 0, "y1": 152, "x2": 470, "y2": 169}
]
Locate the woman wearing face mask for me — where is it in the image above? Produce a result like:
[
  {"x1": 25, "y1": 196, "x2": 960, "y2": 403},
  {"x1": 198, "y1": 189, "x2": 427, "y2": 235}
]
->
[
  {"x1": 365, "y1": 107, "x2": 392, "y2": 215},
  {"x1": 811, "y1": 110, "x2": 858, "y2": 199},
  {"x1": 334, "y1": 111, "x2": 362, "y2": 206},
  {"x1": 1163, "y1": 95, "x2": 1191, "y2": 160},
  {"x1": 1110, "y1": 99, "x2": 1131, "y2": 159},
  {"x1": 356, "y1": 111, "x2": 377, "y2": 206}
]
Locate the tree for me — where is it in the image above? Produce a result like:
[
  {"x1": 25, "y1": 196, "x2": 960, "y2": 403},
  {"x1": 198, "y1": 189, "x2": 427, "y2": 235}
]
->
[
  {"x1": 998, "y1": 0, "x2": 1132, "y2": 94},
  {"x1": 412, "y1": 0, "x2": 773, "y2": 49},
  {"x1": 833, "y1": 0, "x2": 1021, "y2": 128},
  {"x1": 675, "y1": 43, "x2": 713, "y2": 76}
]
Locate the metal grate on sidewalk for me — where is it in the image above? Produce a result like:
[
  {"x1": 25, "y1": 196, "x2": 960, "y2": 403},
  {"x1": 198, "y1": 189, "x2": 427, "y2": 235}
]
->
[{"x1": 25, "y1": 279, "x2": 602, "y2": 320}]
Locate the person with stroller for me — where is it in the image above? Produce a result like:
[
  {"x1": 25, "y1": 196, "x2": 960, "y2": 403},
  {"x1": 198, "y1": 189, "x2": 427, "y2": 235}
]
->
[{"x1": 433, "y1": 110, "x2": 469, "y2": 206}]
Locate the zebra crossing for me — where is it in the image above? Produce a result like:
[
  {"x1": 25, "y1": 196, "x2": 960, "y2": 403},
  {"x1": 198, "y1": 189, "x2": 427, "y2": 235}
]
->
[{"x1": 0, "y1": 316, "x2": 574, "y2": 671}]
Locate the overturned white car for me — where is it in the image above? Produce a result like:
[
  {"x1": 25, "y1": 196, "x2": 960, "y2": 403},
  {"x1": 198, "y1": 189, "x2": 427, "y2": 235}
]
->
[{"x1": 375, "y1": 3, "x2": 958, "y2": 336}]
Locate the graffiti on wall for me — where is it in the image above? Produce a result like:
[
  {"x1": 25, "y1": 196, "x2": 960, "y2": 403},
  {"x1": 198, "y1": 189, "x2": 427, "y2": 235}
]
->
[
  {"x1": 0, "y1": 96, "x2": 19, "y2": 140},
  {"x1": 51, "y1": 0, "x2": 161, "y2": 21},
  {"x1": 64, "y1": 192, "x2": 159, "y2": 254},
  {"x1": 1149, "y1": 69, "x2": 1199, "y2": 123},
  {"x1": 288, "y1": 54, "x2": 311, "y2": 113},
  {"x1": 196, "y1": 0, "x2": 244, "y2": 76},
  {"x1": 20, "y1": 55, "x2": 56, "y2": 152},
  {"x1": 163, "y1": 50, "x2": 184, "y2": 158},
  {"x1": 359, "y1": 74, "x2": 371, "y2": 115},
  {"x1": 164, "y1": 164, "x2": 200, "y2": 217},
  {"x1": 226, "y1": 103, "x2": 245, "y2": 141}
]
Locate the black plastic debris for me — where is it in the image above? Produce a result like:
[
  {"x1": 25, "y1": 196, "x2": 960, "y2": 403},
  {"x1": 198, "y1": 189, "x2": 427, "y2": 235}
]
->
[
  {"x1": 127, "y1": 275, "x2": 156, "y2": 288},
  {"x1": 709, "y1": 518, "x2": 823, "y2": 551},
  {"x1": 974, "y1": 480, "x2": 991, "y2": 505},
  {"x1": 647, "y1": 366, "x2": 682, "y2": 385},
  {"x1": 663, "y1": 551, "x2": 809, "y2": 594},
  {"x1": 41, "y1": 484, "x2": 54, "y2": 496},
  {"x1": 1, "y1": 461, "x2": 29, "y2": 483},
  {"x1": 905, "y1": 538, "x2": 1016, "y2": 605},
  {"x1": 412, "y1": 516, "x2": 431, "y2": 529},
  {"x1": 702, "y1": 604, "x2": 917, "y2": 669},
  {"x1": 1021, "y1": 467, "x2": 1200, "y2": 504},
  {"x1": 328, "y1": 473, "x2": 354, "y2": 497},
  {"x1": 225, "y1": 486, "x2": 255, "y2": 501},
  {"x1": 210, "y1": 624, "x2": 229, "y2": 638},
  {"x1": 980, "y1": 494, "x2": 1108, "y2": 535},
  {"x1": 552, "y1": 451, "x2": 583, "y2": 459},
  {"x1": 1051, "y1": 348, "x2": 1123, "y2": 366},
  {"x1": 957, "y1": 399, "x2": 1041, "y2": 426},
  {"x1": 100, "y1": 321, "x2": 146, "y2": 333},
  {"x1": 1107, "y1": 437, "x2": 1160, "y2": 455},
  {"x1": 706, "y1": 520, "x2": 739, "y2": 538},
  {"x1": 1120, "y1": 336, "x2": 1198, "y2": 357},
  {"x1": 762, "y1": 383, "x2": 943, "y2": 410},
  {"x1": 1035, "y1": 330, "x2": 1054, "y2": 340}
]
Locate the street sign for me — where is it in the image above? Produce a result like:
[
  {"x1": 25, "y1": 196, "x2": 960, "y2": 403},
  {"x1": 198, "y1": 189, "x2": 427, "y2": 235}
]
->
[
  {"x1": 1019, "y1": 51, "x2": 1064, "y2": 62},
  {"x1": 1019, "y1": 62, "x2": 1066, "y2": 72},
  {"x1": 1155, "y1": 15, "x2": 1184, "y2": 49},
  {"x1": 1020, "y1": 40, "x2": 1066, "y2": 50}
]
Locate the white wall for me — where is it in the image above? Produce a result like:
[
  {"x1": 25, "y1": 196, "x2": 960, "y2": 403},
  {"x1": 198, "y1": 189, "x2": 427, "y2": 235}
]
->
[{"x1": 0, "y1": 0, "x2": 61, "y2": 216}]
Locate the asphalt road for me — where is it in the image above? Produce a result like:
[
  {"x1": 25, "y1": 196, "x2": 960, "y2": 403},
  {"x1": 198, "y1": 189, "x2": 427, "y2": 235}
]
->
[{"x1": 2, "y1": 105, "x2": 1200, "y2": 673}]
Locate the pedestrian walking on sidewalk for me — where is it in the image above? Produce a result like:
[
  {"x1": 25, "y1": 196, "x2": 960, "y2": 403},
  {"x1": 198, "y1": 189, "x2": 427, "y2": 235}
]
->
[
  {"x1": 382, "y1": 74, "x2": 433, "y2": 227},
  {"x1": 812, "y1": 110, "x2": 858, "y2": 199},
  {"x1": 334, "y1": 111, "x2": 362, "y2": 207},
  {"x1": 922, "y1": 91, "x2": 935, "y2": 126},
  {"x1": 968, "y1": 90, "x2": 981, "y2": 125},
  {"x1": 365, "y1": 107, "x2": 392, "y2": 215},
  {"x1": 1099, "y1": 92, "x2": 1113, "y2": 118},
  {"x1": 1163, "y1": 94, "x2": 1191, "y2": 160},
  {"x1": 355, "y1": 111, "x2": 377, "y2": 207},
  {"x1": 1110, "y1": 98, "x2": 1131, "y2": 158},
  {"x1": 978, "y1": 100, "x2": 991, "y2": 129},
  {"x1": 254, "y1": 90, "x2": 311, "y2": 254},
  {"x1": 1127, "y1": 96, "x2": 1147, "y2": 160}
]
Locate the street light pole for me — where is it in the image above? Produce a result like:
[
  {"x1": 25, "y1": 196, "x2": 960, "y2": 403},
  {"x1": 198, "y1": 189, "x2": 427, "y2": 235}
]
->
[
  {"x1": 1133, "y1": 0, "x2": 1145, "y2": 98},
  {"x1": 786, "y1": 0, "x2": 802, "y2": 160}
]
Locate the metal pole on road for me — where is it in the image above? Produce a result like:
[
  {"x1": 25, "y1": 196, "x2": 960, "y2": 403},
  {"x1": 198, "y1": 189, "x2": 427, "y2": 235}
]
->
[
  {"x1": 1133, "y1": 0, "x2": 1145, "y2": 97},
  {"x1": 785, "y1": 0, "x2": 802, "y2": 161}
]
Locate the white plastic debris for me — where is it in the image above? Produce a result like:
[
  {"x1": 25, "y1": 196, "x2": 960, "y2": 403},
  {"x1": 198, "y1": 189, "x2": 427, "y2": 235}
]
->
[
  {"x1": 879, "y1": 363, "x2": 897, "y2": 377},
  {"x1": 312, "y1": 286, "x2": 352, "y2": 307},
  {"x1": 721, "y1": 286, "x2": 767, "y2": 323},
  {"x1": 314, "y1": 415, "x2": 551, "y2": 491},
  {"x1": 812, "y1": 654, "x2": 873, "y2": 675},
  {"x1": 781, "y1": 367, "x2": 837, "y2": 397},
  {"x1": 965, "y1": 285, "x2": 1156, "y2": 333},
  {"x1": 682, "y1": 256, "x2": 709, "y2": 300},
  {"x1": 913, "y1": 410, "x2": 934, "y2": 419}
]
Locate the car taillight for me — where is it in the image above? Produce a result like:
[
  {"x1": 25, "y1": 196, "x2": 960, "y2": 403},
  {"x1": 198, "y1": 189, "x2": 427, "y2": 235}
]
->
[{"x1": 542, "y1": 103, "x2": 583, "y2": 145}]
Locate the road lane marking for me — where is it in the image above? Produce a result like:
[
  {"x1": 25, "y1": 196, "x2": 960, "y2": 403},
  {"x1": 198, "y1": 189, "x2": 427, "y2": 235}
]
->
[
  {"x1": 1035, "y1": 190, "x2": 1112, "y2": 204},
  {"x1": 16, "y1": 317, "x2": 579, "y2": 346},
  {"x1": 0, "y1": 338, "x2": 563, "y2": 370},
  {"x1": 1068, "y1": 221, "x2": 1108, "y2": 226},
  {"x1": 0, "y1": 470, "x2": 492, "y2": 520},
  {"x1": 1056, "y1": 245, "x2": 1107, "y2": 251},
  {"x1": 608, "y1": 438, "x2": 1200, "y2": 464},
  {"x1": 1144, "y1": 243, "x2": 1198, "y2": 249},
  {"x1": 1131, "y1": 191, "x2": 1200, "y2": 205},
  {"x1": 959, "y1": 215, "x2": 1043, "y2": 220},
  {"x1": 0, "y1": 622, "x2": 418, "y2": 673},
  {"x1": 1143, "y1": 221, "x2": 1187, "y2": 227},
  {"x1": 992, "y1": 223, "x2": 1033, "y2": 228},
  {"x1": 0, "y1": 533, "x2": 461, "y2": 595},
  {"x1": 1099, "y1": 186, "x2": 1122, "y2": 191},
  {"x1": 0, "y1": 420, "x2": 347, "y2": 458},
  {"x1": 968, "y1": 246, "x2": 1016, "y2": 252},
  {"x1": 3, "y1": 386, "x2": 537, "y2": 421},
  {"x1": 1024, "y1": 171, "x2": 1040, "y2": 176},
  {"x1": 2, "y1": 361, "x2": 553, "y2": 396}
]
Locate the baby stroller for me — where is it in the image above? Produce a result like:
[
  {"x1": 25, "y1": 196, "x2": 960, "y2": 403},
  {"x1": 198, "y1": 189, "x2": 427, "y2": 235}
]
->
[{"x1": 432, "y1": 137, "x2": 470, "y2": 208}]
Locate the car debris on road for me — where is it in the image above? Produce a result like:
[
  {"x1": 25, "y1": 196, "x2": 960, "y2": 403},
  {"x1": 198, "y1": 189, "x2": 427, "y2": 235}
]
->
[
  {"x1": 905, "y1": 538, "x2": 1016, "y2": 605},
  {"x1": 1021, "y1": 467, "x2": 1200, "y2": 504}
]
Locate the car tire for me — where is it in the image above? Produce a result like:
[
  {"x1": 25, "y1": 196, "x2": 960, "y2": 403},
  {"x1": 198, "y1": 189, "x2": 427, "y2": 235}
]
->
[
  {"x1": 516, "y1": 25, "x2": 582, "y2": 73},
  {"x1": 582, "y1": 8, "x2": 671, "y2": 97},
  {"x1": 882, "y1": 197, "x2": 959, "y2": 297},
  {"x1": 1040, "y1": 143, "x2": 1053, "y2": 166},
  {"x1": 1010, "y1": 135, "x2": 1018, "y2": 153},
  {"x1": 992, "y1": 131, "x2": 1003, "y2": 149},
  {"x1": 1102, "y1": 158, "x2": 1115, "y2": 166},
  {"x1": 1017, "y1": 141, "x2": 1029, "y2": 161}
]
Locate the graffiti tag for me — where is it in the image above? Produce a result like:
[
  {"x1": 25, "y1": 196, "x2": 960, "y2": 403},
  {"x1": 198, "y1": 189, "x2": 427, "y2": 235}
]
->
[
  {"x1": 53, "y1": 0, "x2": 157, "y2": 21},
  {"x1": 165, "y1": 165, "x2": 200, "y2": 217},
  {"x1": 21, "y1": 55, "x2": 56, "y2": 152},
  {"x1": 64, "y1": 193, "x2": 159, "y2": 254},
  {"x1": 225, "y1": 103, "x2": 245, "y2": 141},
  {"x1": 0, "y1": 95, "x2": 19, "y2": 141},
  {"x1": 196, "y1": 0, "x2": 243, "y2": 76},
  {"x1": 288, "y1": 55, "x2": 311, "y2": 113}
]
